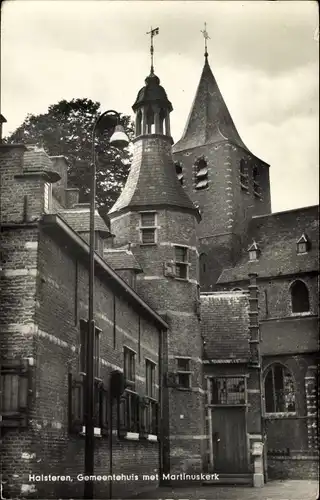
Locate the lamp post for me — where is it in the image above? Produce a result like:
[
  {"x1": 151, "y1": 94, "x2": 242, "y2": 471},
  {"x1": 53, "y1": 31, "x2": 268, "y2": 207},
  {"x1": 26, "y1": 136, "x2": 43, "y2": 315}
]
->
[{"x1": 84, "y1": 110, "x2": 129, "y2": 500}]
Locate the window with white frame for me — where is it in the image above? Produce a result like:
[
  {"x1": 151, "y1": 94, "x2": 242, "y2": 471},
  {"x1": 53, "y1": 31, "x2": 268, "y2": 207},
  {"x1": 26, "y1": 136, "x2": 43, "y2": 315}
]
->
[
  {"x1": 44, "y1": 182, "x2": 52, "y2": 212},
  {"x1": 174, "y1": 246, "x2": 189, "y2": 279},
  {"x1": 176, "y1": 357, "x2": 192, "y2": 388},
  {"x1": 124, "y1": 347, "x2": 136, "y2": 390},
  {"x1": 140, "y1": 212, "x2": 157, "y2": 244}
]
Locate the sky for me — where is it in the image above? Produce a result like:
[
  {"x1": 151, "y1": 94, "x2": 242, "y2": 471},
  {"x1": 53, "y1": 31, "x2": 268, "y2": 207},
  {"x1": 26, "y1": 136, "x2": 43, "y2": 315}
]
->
[{"x1": 1, "y1": 0, "x2": 319, "y2": 212}]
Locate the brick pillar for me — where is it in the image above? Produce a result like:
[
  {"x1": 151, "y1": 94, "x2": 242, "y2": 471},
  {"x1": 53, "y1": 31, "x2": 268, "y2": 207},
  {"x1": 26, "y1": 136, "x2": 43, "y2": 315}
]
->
[{"x1": 305, "y1": 366, "x2": 318, "y2": 452}]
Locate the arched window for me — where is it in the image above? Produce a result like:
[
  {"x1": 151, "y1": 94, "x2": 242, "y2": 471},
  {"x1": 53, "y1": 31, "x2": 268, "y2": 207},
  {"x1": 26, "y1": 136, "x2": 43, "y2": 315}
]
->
[
  {"x1": 290, "y1": 280, "x2": 310, "y2": 313},
  {"x1": 194, "y1": 156, "x2": 209, "y2": 190},
  {"x1": 264, "y1": 364, "x2": 296, "y2": 413},
  {"x1": 175, "y1": 161, "x2": 184, "y2": 186}
]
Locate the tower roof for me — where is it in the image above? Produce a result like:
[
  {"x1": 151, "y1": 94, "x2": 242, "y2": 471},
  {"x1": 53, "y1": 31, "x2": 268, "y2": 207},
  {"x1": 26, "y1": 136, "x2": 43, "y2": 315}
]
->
[
  {"x1": 109, "y1": 136, "x2": 199, "y2": 219},
  {"x1": 132, "y1": 70, "x2": 173, "y2": 113},
  {"x1": 173, "y1": 58, "x2": 250, "y2": 153}
]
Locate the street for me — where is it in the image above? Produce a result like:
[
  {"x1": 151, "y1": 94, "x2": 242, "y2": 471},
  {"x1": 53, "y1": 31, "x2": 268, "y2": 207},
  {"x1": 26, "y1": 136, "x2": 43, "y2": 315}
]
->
[{"x1": 132, "y1": 480, "x2": 319, "y2": 500}]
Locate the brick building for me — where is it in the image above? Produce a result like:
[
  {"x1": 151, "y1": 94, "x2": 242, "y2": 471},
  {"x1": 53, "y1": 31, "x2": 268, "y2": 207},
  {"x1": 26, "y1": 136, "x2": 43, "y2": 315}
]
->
[{"x1": 0, "y1": 50, "x2": 318, "y2": 500}]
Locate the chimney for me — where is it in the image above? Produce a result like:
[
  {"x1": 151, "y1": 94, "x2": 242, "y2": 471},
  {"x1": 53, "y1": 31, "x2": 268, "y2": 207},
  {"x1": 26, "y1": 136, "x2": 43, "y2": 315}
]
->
[
  {"x1": 0, "y1": 114, "x2": 7, "y2": 142},
  {"x1": 65, "y1": 188, "x2": 80, "y2": 208}
]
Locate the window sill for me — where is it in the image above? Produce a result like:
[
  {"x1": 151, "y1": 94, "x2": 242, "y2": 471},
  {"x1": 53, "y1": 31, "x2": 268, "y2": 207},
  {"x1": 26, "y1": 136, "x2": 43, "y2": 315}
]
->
[
  {"x1": 124, "y1": 432, "x2": 139, "y2": 441},
  {"x1": 147, "y1": 434, "x2": 158, "y2": 442},
  {"x1": 80, "y1": 426, "x2": 102, "y2": 437},
  {"x1": 264, "y1": 412, "x2": 297, "y2": 419},
  {"x1": 291, "y1": 312, "x2": 311, "y2": 317},
  {"x1": 140, "y1": 243, "x2": 157, "y2": 247},
  {"x1": 176, "y1": 386, "x2": 192, "y2": 391}
]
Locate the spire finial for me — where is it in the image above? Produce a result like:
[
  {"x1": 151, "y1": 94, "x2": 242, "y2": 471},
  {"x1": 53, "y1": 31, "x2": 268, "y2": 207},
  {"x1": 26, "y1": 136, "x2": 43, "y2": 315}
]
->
[
  {"x1": 201, "y1": 22, "x2": 210, "y2": 60},
  {"x1": 146, "y1": 26, "x2": 159, "y2": 74}
]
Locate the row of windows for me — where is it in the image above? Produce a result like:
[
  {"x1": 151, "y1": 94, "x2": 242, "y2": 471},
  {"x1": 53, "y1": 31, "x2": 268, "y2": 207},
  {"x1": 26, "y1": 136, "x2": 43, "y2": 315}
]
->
[
  {"x1": 140, "y1": 212, "x2": 190, "y2": 279},
  {"x1": 207, "y1": 365, "x2": 311, "y2": 416},
  {"x1": 248, "y1": 234, "x2": 311, "y2": 261},
  {"x1": 79, "y1": 323, "x2": 157, "y2": 399},
  {"x1": 174, "y1": 158, "x2": 262, "y2": 196}
]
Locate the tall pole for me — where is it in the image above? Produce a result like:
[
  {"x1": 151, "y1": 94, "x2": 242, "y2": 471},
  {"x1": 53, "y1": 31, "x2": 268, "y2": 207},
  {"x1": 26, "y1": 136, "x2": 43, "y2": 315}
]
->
[
  {"x1": 84, "y1": 110, "x2": 128, "y2": 500},
  {"x1": 84, "y1": 125, "x2": 97, "y2": 500}
]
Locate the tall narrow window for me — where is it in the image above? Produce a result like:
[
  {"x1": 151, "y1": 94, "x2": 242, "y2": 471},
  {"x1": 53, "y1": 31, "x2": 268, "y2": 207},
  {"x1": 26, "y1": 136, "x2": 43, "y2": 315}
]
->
[
  {"x1": 264, "y1": 364, "x2": 296, "y2": 413},
  {"x1": 240, "y1": 159, "x2": 248, "y2": 190},
  {"x1": 253, "y1": 166, "x2": 261, "y2": 198},
  {"x1": 194, "y1": 156, "x2": 209, "y2": 190},
  {"x1": 290, "y1": 280, "x2": 310, "y2": 313},
  {"x1": 174, "y1": 246, "x2": 189, "y2": 279},
  {"x1": 44, "y1": 182, "x2": 52, "y2": 212},
  {"x1": 146, "y1": 359, "x2": 156, "y2": 399},
  {"x1": 140, "y1": 212, "x2": 157, "y2": 244},
  {"x1": 176, "y1": 358, "x2": 192, "y2": 389},
  {"x1": 124, "y1": 347, "x2": 136, "y2": 390},
  {"x1": 175, "y1": 161, "x2": 184, "y2": 186}
]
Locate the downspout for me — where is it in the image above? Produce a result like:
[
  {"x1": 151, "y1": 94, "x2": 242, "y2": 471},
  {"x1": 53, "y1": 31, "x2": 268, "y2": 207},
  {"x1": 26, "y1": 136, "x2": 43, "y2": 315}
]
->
[{"x1": 206, "y1": 377, "x2": 214, "y2": 471}]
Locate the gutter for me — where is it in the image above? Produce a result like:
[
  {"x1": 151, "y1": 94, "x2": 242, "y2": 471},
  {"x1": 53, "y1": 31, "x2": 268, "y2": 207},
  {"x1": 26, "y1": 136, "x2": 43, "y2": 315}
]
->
[{"x1": 40, "y1": 214, "x2": 168, "y2": 330}]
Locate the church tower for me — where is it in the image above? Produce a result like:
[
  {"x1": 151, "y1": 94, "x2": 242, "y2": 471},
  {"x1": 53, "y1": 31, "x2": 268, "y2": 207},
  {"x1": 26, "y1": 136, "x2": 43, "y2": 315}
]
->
[
  {"x1": 173, "y1": 41, "x2": 271, "y2": 290},
  {"x1": 109, "y1": 36, "x2": 206, "y2": 476}
]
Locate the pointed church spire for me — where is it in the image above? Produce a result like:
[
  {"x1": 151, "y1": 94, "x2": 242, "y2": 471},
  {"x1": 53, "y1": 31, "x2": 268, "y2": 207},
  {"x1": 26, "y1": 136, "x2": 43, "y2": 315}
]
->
[{"x1": 173, "y1": 50, "x2": 251, "y2": 154}]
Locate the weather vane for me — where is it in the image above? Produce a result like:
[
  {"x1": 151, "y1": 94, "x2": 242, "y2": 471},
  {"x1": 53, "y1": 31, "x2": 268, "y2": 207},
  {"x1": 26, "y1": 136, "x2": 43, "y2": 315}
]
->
[
  {"x1": 146, "y1": 27, "x2": 159, "y2": 73},
  {"x1": 201, "y1": 22, "x2": 210, "y2": 59}
]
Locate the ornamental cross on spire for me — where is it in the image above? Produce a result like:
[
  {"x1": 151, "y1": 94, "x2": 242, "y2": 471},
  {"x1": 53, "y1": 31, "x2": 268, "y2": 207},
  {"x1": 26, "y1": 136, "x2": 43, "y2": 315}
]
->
[
  {"x1": 146, "y1": 26, "x2": 159, "y2": 73},
  {"x1": 201, "y1": 22, "x2": 210, "y2": 59}
]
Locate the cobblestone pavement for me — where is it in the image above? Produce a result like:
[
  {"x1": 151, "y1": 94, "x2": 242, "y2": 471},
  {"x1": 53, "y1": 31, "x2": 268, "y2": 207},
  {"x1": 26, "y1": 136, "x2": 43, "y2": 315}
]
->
[{"x1": 133, "y1": 480, "x2": 319, "y2": 500}]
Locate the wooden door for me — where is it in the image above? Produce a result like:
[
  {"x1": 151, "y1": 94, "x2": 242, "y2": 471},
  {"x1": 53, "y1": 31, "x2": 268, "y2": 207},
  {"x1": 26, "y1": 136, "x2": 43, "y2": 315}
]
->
[{"x1": 211, "y1": 407, "x2": 248, "y2": 473}]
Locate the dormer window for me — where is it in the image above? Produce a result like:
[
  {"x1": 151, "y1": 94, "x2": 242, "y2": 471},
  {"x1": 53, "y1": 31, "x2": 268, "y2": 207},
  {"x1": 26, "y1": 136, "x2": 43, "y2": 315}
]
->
[
  {"x1": 175, "y1": 161, "x2": 184, "y2": 186},
  {"x1": 194, "y1": 156, "x2": 208, "y2": 190},
  {"x1": 248, "y1": 241, "x2": 260, "y2": 261},
  {"x1": 240, "y1": 159, "x2": 248, "y2": 190},
  {"x1": 253, "y1": 167, "x2": 261, "y2": 198},
  {"x1": 44, "y1": 182, "x2": 52, "y2": 213},
  {"x1": 140, "y1": 212, "x2": 157, "y2": 244},
  {"x1": 297, "y1": 234, "x2": 309, "y2": 254}
]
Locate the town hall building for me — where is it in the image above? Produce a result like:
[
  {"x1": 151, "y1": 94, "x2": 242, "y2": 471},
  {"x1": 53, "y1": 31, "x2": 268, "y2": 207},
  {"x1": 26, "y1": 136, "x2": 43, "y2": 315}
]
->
[{"x1": 0, "y1": 41, "x2": 318, "y2": 499}]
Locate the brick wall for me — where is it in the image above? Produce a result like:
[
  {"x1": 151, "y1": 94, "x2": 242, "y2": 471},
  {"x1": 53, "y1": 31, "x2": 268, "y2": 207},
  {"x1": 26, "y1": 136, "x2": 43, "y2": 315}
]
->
[
  {"x1": 1, "y1": 219, "x2": 162, "y2": 499},
  {"x1": 173, "y1": 142, "x2": 271, "y2": 291},
  {"x1": 111, "y1": 207, "x2": 206, "y2": 477}
]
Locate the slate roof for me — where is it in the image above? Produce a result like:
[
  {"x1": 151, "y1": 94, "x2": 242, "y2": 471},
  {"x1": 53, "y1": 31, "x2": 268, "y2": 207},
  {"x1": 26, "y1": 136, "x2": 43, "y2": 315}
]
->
[
  {"x1": 218, "y1": 205, "x2": 319, "y2": 284},
  {"x1": 23, "y1": 146, "x2": 61, "y2": 183},
  {"x1": 133, "y1": 71, "x2": 173, "y2": 112},
  {"x1": 59, "y1": 208, "x2": 110, "y2": 236},
  {"x1": 173, "y1": 58, "x2": 252, "y2": 154},
  {"x1": 201, "y1": 291, "x2": 250, "y2": 361},
  {"x1": 109, "y1": 136, "x2": 199, "y2": 218},
  {"x1": 104, "y1": 249, "x2": 142, "y2": 272}
]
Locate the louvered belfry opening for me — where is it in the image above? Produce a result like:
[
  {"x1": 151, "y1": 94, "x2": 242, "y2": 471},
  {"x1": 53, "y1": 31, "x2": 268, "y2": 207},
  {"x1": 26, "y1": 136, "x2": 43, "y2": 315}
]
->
[{"x1": 194, "y1": 156, "x2": 209, "y2": 190}]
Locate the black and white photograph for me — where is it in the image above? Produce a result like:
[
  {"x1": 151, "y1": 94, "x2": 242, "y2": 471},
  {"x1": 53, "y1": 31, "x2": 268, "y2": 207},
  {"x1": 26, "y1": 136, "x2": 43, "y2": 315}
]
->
[{"x1": 0, "y1": 1, "x2": 319, "y2": 499}]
